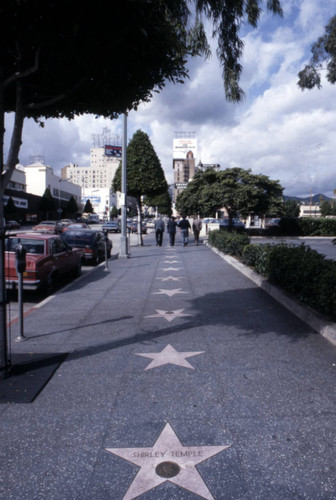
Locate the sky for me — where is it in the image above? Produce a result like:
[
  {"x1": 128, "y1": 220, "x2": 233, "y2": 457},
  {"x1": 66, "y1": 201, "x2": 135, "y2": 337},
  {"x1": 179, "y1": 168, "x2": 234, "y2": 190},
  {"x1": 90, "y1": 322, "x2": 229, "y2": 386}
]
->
[{"x1": 4, "y1": 0, "x2": 336, "y2": 199}]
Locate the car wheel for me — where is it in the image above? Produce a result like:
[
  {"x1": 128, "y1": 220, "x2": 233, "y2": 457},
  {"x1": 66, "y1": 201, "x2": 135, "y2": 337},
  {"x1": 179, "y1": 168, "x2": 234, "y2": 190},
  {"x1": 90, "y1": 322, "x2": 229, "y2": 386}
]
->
[
  {"x1": 93, "y1": 253, "x2": 100, "y2": 266},
  {"x1": 46, "y1": 273, "x2": 58, "y2": 294},
  {"x1": 74, "y1": 259, "x2": 82, "y2": 277}
]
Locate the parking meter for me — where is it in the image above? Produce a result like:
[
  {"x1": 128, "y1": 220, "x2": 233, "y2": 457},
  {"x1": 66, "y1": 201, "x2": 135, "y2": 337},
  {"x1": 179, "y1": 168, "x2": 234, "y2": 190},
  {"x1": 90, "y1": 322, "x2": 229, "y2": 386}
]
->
[
  {"x1": 103, "y1": 229, "x2": 109, "y2": 269},
  {"x1": 15, "y1": 243, "x2": 26, "y2": 274},
  {"x1": 15, "y1": 243, "x2": 26, "y2": 341}
]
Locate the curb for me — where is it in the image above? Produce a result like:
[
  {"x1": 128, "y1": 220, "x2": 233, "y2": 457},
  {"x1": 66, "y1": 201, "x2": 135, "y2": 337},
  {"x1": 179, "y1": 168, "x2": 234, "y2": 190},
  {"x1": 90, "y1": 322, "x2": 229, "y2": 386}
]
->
[{"x1": 206, "y1": 243, "x2": 336, "y2": 347}]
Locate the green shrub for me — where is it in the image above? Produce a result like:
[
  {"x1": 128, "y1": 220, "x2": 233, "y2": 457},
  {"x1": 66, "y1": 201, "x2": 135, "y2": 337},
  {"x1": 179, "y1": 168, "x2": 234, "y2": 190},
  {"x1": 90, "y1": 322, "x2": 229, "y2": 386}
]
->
[
  {"x1": 279, "y1": 217, "x2": 301, "y2": 236},
  {"x1": 208, "y1": 230, "x2": 250, "y2": 257},
  {"x1": 243, "y1": 242, "x2": 336, "y2": 319},
  {"x1": 299, "y1": 217, "x2": 336, "y2": 236},
  {"x1": 242, "y1": 243, "x2": 274, "y2": 276},
  {"x1": 210, "y1": 230, "x2": 336, "y2": 320}
]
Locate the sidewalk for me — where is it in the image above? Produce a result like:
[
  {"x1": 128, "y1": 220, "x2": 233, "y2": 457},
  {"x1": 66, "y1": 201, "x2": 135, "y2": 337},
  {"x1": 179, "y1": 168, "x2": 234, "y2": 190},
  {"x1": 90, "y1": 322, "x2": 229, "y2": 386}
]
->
[{"x1": 1, "y1": 234, "x2": 336, "y2": 499}]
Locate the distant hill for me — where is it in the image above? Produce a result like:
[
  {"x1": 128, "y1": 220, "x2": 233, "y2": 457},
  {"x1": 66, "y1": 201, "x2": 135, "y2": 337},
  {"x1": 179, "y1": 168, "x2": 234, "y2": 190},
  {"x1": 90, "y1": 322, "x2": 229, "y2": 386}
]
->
[{"x1": 284, "y1": 193, "x2": 333, "y2": 204}]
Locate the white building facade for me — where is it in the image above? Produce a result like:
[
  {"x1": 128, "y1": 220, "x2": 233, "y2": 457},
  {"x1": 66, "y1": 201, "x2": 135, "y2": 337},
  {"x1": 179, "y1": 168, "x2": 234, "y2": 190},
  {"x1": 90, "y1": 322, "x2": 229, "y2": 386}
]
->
[
  {"x1": 61, "y1": 146, "x2": 120, "y2": 218},
  {"x1": 25, "y1": 162, "x2": 81, "y2": 205},
  {"x1": 63, "y1": 147, "x2": 120, "y2": 190}
]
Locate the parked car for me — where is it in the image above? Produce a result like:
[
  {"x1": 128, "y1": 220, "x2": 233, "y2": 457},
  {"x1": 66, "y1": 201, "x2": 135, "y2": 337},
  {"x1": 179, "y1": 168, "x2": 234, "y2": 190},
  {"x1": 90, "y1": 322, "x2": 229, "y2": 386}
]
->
[
  {"x1": 219, "y1": 218, "x2": 245, "y2": 231},
  {"x1": 62, "y1": 229, "x2": 112, "y2": 265},
  {"x1": 32, "y1": 220, "x2": 63, "y2": 234},
  {"x1": 145, "y1": 219, "x2": 155, "y2": 229},
  {"x1": 102, "y1": 220, "x2": 121, "y2": 233},
  {"x1": 265, "y1": 218, "x2": 281, "y2": 227},
  {"x1": 129, "y1": 221, "x2": 147, "y2": 234},
  {"x1": 5, "y1": 233, "x2": 83, "y2": 292},
  {"x1": 203, "y1": 218, "x2": 222, "y2": 225},
  {"x1": 62, "y1": 223, "x2": 91, "y2": 232},
  {"x1": 6, "y1": 220, "x2": 20, "y2": 230}
]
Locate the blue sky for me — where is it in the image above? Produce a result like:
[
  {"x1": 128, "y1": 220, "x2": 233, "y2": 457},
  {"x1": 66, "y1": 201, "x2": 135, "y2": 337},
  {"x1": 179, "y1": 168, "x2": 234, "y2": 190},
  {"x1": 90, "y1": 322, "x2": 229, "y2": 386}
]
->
[{"x1": 5, "y1": 0, "x2": 336, "y2": 198}]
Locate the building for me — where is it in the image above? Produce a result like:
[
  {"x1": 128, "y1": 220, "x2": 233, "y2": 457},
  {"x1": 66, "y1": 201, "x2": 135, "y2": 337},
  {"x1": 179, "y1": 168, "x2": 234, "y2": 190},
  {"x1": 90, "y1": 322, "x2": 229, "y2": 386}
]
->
[
  {"x1": 25, "y1": 161, "x2": 81, "y2": 216},
  {"x1": 196, "y1": 161, "x2": 220, "y2": 173},
  {"x1": 299, "y1": 203, "x2": 321, "y2": 218},
  {"x1": 172, "y1": 132, "x2": 197, "y2": 204},
  {"x1": 62, "y1": 147, "x2": 120, "y2": 190},
  {"x1": 82, "y1": 187, "x2": 117, "y2": 220},
  {"x1": 61, "y1": 141, "x2": 121, "y2": 218}
]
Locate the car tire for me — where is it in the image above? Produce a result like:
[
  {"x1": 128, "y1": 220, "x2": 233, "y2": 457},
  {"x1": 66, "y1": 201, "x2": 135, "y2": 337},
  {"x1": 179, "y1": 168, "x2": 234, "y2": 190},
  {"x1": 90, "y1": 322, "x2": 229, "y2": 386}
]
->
[
  {"x1": 46, "y1": 273, "x2": 58, "y2": 294},
  {"x1": 93, "y1": 253, "x2": 100, "y2": 266},
  {"x1": 74, "y1": 259, "x2": 82, "y2": 277}
]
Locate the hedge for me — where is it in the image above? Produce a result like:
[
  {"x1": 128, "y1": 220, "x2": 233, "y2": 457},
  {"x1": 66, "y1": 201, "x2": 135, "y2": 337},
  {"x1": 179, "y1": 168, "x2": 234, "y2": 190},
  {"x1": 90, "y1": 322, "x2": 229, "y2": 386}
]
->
[
  {"x1": 209, "y1": 230, "x2": 336, "y2": 320},
  {"x1": 245, "y1": 217, "x2": 336, "y2": 237},
  {"x1": 208, "y1": 230, "x2": 250, "y2": 258}
]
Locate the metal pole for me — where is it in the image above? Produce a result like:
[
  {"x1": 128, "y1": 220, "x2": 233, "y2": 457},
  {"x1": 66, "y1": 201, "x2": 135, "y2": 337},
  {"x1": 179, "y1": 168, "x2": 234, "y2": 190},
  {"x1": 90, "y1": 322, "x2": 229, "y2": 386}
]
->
[
  {"x1": 15, "y1": 272, "x2": 25, "y2": 341},
  {"x1": 0, "y1": 233, "x2": 9, "y2": 378},
  {"x1": 119, "y1": 113, "x2": 129, "y2": 258}
]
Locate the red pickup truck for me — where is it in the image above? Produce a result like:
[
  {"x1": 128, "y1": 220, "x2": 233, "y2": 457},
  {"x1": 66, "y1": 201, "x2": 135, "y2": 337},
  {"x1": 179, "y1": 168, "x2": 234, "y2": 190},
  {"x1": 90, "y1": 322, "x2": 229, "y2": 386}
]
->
[{"x1": 5, "y1": 233, "x2": 83, "y2": 292}]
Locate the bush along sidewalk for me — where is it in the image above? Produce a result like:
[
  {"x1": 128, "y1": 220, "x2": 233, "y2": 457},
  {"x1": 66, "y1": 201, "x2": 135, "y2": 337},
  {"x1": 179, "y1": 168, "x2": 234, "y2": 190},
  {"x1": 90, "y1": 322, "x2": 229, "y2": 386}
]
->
[{"x1": 208, "y1": 230, "x2": 336, "y2": 321}]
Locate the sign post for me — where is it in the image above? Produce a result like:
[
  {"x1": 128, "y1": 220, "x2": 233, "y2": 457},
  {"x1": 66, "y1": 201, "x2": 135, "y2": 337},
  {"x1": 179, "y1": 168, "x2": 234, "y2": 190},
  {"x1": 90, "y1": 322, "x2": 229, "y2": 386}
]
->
[{"x1": 119, "y1": 113, "x2": 129, "y2": 258}]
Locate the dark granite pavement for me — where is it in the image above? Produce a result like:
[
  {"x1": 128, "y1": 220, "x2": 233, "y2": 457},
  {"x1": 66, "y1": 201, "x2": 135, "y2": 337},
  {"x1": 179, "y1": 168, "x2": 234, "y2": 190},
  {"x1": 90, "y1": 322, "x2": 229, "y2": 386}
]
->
[{"x1": 0, "y1": 233, "x2": 336, "y2": 499}]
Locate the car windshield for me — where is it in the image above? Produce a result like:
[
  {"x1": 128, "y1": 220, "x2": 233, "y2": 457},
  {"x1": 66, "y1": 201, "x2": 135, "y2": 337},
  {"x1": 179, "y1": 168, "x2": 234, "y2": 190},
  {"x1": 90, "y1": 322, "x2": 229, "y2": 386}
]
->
[
  {"x1": 6, "y1": 237, "x2": 45, "y2": 254},
  {"x1": 39, "y1": 221, "x2": 55, "y2": 226},
  {"x1": 62, "y1": 231, "x2": 95, "y2": 245}
]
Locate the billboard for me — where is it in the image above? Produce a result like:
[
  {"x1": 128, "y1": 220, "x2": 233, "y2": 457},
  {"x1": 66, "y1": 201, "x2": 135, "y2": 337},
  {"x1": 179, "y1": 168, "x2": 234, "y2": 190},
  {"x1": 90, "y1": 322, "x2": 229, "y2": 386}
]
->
[
  {"x1": 173, "y1": 137, "x2": 197, "y2": 159},
  {"x1": 105, "y1": 145, "x2": 122, "y2": 158}
]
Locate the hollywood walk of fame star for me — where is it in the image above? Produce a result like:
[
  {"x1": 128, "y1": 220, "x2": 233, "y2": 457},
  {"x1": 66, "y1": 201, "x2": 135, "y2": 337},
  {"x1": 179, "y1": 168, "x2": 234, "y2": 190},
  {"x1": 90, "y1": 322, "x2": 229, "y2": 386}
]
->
[
  {"x1": 106, "y1": 422, "x2": 231, "y2": 500},
  {"x1": 134, "y1": 344, "x2": 204, "y2": 370},
  {"x1": 153, "y1": 288, "x2": 187, "y2": 297},
  {"x1": 145, "y1": 309, "x2": 192, "y2": 322},
  {"x1": 162, "y1": 267, "x2": 182, "y2": 271},
  {"x1": 157, "y1": 276, "x2": 182, "y2": 282}
]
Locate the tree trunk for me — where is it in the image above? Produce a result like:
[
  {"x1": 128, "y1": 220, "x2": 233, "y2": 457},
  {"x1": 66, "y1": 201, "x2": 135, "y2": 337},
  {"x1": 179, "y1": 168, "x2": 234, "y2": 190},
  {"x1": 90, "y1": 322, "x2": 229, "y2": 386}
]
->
[
  {"x1": 0, "y1": 74, "x2": 25, "y2": 377},
  {"x1": 136, "y1": 196, "x2": 143, "y2": 246}
]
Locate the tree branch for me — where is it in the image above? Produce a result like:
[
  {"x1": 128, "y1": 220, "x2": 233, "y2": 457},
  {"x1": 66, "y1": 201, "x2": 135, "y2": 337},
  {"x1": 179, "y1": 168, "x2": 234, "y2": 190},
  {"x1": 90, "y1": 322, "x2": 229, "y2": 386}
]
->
[{"x1": 4, "y1": 48, "x2": 40, "y2": 88}]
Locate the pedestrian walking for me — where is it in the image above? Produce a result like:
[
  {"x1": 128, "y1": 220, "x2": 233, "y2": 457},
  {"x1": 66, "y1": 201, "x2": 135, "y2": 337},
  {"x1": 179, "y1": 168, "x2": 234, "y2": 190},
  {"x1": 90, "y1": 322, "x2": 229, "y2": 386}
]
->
[
  {"x1": 192, "y1": 217, "x2": 202, "y2": 245},
  {"x1": 178, "y1": 215, "x2": 191, "y2": 246},
  {"x1": 154, "y1": 217, "x2": 165, "y2": 246},
  {"x1": 167, "y1": 216, "x2": 177, "y2": 246}
]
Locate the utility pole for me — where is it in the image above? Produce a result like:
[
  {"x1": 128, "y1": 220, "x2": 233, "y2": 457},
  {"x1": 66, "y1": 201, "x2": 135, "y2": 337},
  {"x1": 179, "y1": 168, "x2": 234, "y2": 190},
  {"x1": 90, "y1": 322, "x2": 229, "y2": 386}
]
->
[{"x1": 119, "y1": 113, "x2": 129, "y2": 258}]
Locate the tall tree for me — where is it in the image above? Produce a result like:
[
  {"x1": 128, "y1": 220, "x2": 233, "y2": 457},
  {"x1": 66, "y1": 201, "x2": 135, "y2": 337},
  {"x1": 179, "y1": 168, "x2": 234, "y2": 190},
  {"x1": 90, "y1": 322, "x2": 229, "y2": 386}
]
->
[
  {"x1": 113, "y1": 130, "x2": 168, "y2": 245},
  {"x1": 144, "y1": 191, "x2": 172, "y2": 217},
  {"x1": 176, "y1": 168, "x2": 283, "y2": 222},
  {"x1": 65, "y1": 195, "x2": 78, "y2": 218},
  {"x1": 38, "y1": 188, "x2": 55, "y2": 220},
  {"x1": 298, "y1": 14, "x2": 336, "y2": 90},
  {"x1": 83, "y1": 199, "x2": 93, "y2": 214},
  {"x1": 283, "y1": 199, "x2": 300, "y2": 218}
]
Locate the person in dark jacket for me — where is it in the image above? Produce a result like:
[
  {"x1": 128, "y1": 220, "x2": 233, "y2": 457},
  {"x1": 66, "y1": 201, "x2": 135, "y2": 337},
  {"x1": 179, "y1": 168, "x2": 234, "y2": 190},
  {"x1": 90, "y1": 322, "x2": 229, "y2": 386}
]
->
[
  {"x1": 178, "y1": 215, "x2": 191, "y2": 246},
  {"x1": 167, "y1": 216, "x2": 177, "y2": 246},
  {"x1": 192, "y1": 217, "x2": 202, "y2": 245},
  {"x1": 154, "y1": 217, "x2": 165, "y2": 246}
]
